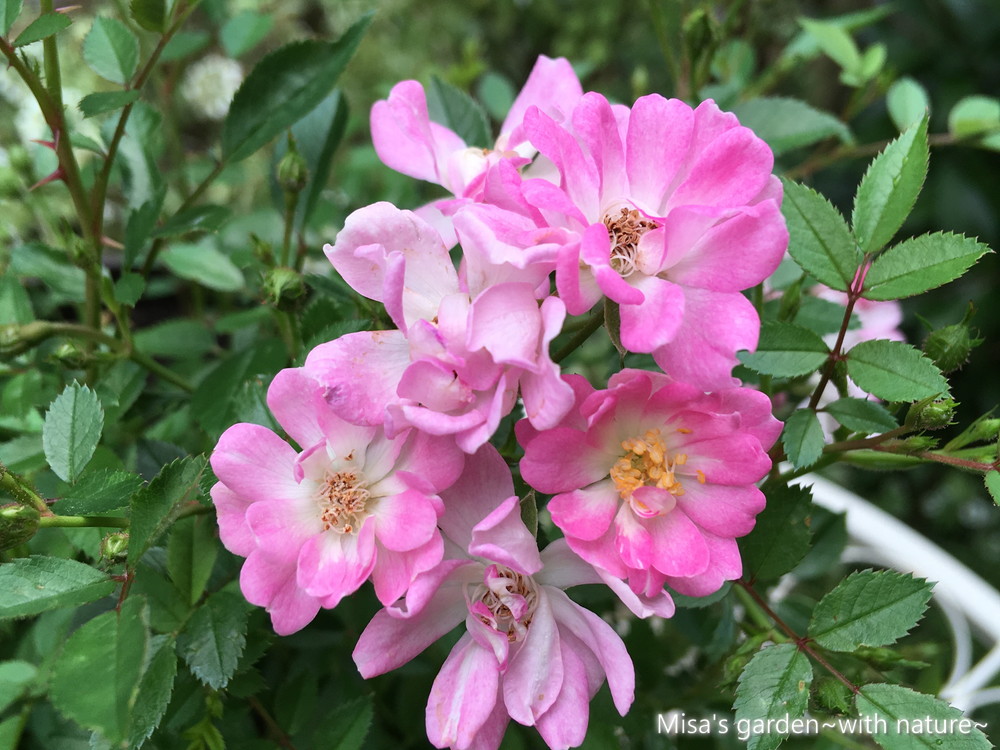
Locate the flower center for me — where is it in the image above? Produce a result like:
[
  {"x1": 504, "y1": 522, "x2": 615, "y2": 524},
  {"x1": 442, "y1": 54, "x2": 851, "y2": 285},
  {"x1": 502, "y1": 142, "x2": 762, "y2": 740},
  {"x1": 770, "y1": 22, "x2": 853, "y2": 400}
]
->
[
  {"x1": 316, "y1": 470, "x2": 371, "y2": 534},
  {"x1": 610, "y1": 428, "x2": 695, "y2": 515},
  {"x1": 470, "y1": 564, "x2": 539, "y2": 643},
  {"x1": 604, "y1": 207, "x2": 659, "y2": 278}
]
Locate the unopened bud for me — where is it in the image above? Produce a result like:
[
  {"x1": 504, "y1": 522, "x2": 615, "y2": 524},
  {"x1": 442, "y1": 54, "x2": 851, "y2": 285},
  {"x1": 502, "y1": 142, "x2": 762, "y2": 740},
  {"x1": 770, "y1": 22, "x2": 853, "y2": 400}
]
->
[
  {"x1": 895, "y1": 436, "x2": 939, "y2": 453},
  {"x1": 49, "y1": 341, "x2": 88, "y2": 369},
  {"x1": 277, "y1": 136, "x2": 309, "y2": 194},
  {"x1": 100, "y1": 531, "x2": 129, "y2": 562},
  {"x1": 263, "y1": 267, "x2": 304, "y2": 307},
  {"x1": 924, "y1": 323, "x2": 982, "y2": 374},
  {"x1": 0, "y1": 503, "x2": 41, "y2": 551},
  {"x1": 906, "y1": 397, "x2": 958, "y2": 431}
]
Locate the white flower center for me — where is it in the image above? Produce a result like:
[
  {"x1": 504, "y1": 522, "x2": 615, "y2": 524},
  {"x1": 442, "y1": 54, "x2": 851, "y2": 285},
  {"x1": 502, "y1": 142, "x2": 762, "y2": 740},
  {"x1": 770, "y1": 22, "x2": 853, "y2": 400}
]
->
[
  {"x1": 604, "y1": 206, "x2": 659, "y2": 278},
  {"x1": 316, "y1": 470, "x2": 371, "y2": 534}
]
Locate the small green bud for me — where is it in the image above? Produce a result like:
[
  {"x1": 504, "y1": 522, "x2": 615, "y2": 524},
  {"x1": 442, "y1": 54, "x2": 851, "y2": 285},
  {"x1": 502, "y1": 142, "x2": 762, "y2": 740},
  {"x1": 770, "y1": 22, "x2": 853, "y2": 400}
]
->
[
  {"x1": 0, "y1": 503, "x2": 41, "y2": 551},
  {"x1": 682, "y1": 8, "x2": 718, "y2": 58},
  {"x1": 906, "y1": 397, "x2": 958, "y2": 431},
  {"x1": 895, "y1": 436, "x2": 939, "y2": 453},
  {"x1": 277, "y1": 135, "x2": 309, "y2": 194},
  {"x1": 0, "y1": 321, "x2": 51, "y2": 358},
  {"x1": 100, "y1": 531, "x2": 129, "y2": 562},
  {"x1": 49, "y1": 341, "x2": 88, "y2": 369},
  {"x1": 923, "y1": 304, "x2": 983, "y2": 374},
  {"x1": 263, "y1": 267, "x2": 305, "y2": 307}
]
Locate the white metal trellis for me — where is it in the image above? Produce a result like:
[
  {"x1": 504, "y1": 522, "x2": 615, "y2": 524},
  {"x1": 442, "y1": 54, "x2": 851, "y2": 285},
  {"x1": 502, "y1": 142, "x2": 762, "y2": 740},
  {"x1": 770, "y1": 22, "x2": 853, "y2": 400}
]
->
[{"x1": 794, "y1": 474, "x2": 1000, "y2": 713}]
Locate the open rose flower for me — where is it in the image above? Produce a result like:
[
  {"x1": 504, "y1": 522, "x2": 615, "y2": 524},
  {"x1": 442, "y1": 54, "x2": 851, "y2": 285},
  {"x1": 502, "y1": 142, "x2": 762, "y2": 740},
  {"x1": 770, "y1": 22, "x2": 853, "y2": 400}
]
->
[
  {"x1": 467, "y1": 92, "x2": 787, "y2": 388},
  {"x1": 353, "y1": 445, "x2": 634, "y2": 750},
  {"x1": 210, "y1": 367, "x2": 464, "y2": 634},
  {"x1": 518, "y1": 369, "x2": 782, "y2": 598}
]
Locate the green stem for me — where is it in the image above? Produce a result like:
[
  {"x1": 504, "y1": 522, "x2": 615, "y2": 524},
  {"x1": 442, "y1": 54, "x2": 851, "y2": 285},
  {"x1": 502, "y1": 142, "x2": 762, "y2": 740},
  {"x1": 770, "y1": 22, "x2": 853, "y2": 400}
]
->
[
  {"x1": 552, "y1": 311, "x2": 605, "y2": 363},
  {"x1": 281, "y1": 192, "x2": 299, "y2": 268},
  {"x1": 0, "y1": 463, "x2": 49, "y2": 515},
  {"x1": 38, "y1": 515, "x2": 129, "y2": 528}
]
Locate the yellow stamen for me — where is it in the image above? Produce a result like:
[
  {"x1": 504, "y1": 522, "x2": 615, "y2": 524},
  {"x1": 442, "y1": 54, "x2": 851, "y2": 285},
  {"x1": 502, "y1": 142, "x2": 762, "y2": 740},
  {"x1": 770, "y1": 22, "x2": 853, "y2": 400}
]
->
[{"x1": 609, "y1": 427, "x2": 695, "y2": 506}]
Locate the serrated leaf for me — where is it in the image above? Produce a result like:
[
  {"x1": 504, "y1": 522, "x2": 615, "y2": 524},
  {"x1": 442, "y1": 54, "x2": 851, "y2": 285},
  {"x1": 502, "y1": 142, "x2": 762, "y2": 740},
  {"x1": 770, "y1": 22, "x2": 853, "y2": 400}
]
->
[
  {"x1": 55, "y1": 469, "x2": 144, "y2": 515},
  {"x1": 152, "y1": 204, "x2": 231, "y2": 239},
  {"x1": 178, "y1": 590, "x2": 249, "y2": 690},
  {"x1": 846, "y1": 339, "x2": 948, "y2": 402},
  {"x1": 113, "y1": 272, "x2": 146, "y2": 307},
  {"x1": 809, "y1": 569, "x2": 933, "y2": 651},
  {"x1": 782, "y1": 409, "x2": 825, "y2": 469},
  {"x1": 0, "y1": 556, "x2": 115, "y2": 620},
  {"x1": 309, "y1": 694, "x2": 373, "y2": 750},
  {"x1": 130, "y1": 0, "x2": 165, "y2": 33},
  {"x1": 781, "y1": 179, "x2": 861, "y2": 291},
  {"x1": 160, "y1": 242, "x2": 244, "y2": 292},
  {"x1": 948, "y1": 95, "x2": 1000, "y2": 138},
  {"x1": 734, "y1": 643, "x2": 812, "y2": 750},
  {"x1": 222, "y1": 14, "x2": 371, "y2": 162},
  {"x1": 13, "y1": 12, "x2": 70, "y2": 47},
  {"x1": 167, "y1": 516, "x2": 218, "y2": 605},
  {"x1": 42, "y1": 382, "x2": 105, "y2": 482},
  {"x1": 732, "y1": 97, "x2": 851, "y2": 156},
  {"x1": 220, "y1": 11, "x2": 272, "y2": 57},
  {"x1": 128, "y1": 635, "x2": 177, "y2": 749},
  {"x1": 1, "y1": 0, "x2": 22, "y2": 36},
  {"x1": 78, "y1": 90, "x2": 141, "y2": 118},
  {"x1": 887, "y1": 77, "x2": 929, "y2": 132},
  {"x1": 0, "y1": 660, "x2": 36, "y2": 714},
  {"x1": 83, "y1": 17, "x2": 139, "y2": 85},
  {"x1": 863, "y1": 232, "x2": 991, "y2": 300},
  {"x1": 740, "y1": 483, "x2": 814, "y2": 582},
  {"x1": 986, "y1": 471, "x2": 1000, "y2": 506},
  {"x1": 49, "y1": 597, "x2": 149, "y2": 745},
  {"x1": 737, "y1": 321, "x2": 829, "y2": 377},
  {"x1": 824, "y1": 398, "x2": 898, "y2": 434},
  {"x1": 856, "y1": 684, "x2": 991, "y2": 749},
  {"x1": 128, "y1": 456, "x2": 206, "y2": 568},
  {"x1": 852, "y1": 116, "x2": 929, "y2": 254},
  {"x1": 427, "y1": 75, "x2": 491, "y2": 148}
]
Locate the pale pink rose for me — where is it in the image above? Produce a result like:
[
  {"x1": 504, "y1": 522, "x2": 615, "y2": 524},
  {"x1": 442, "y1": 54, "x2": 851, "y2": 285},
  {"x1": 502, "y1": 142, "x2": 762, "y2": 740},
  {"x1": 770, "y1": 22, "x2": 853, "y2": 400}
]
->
[
  {"x1": 518, "y1": 369, "x2": 782, "y2": 598},
  {"x1": 210, "y1": 367, "x2": 464, "y2": 635},
  {"x1": 313, "y1": 202, "x2": 573, "y2": 453},
  {"x1": 370, "y1": 55, "x2": 583, "y2": 201},
  {"x1": 353, "y1": 446, "x2": 634, "y2": 750},
  {"x1": 469, "y1": 92, "x2": 787, "y2": 389}
]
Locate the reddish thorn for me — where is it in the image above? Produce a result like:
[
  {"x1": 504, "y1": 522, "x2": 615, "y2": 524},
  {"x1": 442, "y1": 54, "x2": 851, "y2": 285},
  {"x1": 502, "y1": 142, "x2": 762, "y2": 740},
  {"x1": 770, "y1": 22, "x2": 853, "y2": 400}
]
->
[
  {"x1": 55, "y1": 5, "x2": 83, "y2": 13},
  {"x1": 29, "y1": 167, "x2": 66, "y2": 191}
]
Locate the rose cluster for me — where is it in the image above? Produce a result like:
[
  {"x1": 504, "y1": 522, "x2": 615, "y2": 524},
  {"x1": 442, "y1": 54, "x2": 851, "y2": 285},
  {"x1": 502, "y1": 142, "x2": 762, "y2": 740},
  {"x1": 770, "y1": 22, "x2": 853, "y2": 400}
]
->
[{"x1": 211, "y1": 56, "x2": 788, "y2": 750}]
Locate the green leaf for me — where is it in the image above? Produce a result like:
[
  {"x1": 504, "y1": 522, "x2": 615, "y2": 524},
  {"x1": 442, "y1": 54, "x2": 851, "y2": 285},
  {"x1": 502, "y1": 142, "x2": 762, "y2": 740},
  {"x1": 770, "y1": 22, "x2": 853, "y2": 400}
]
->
[
  {"x1": 13, "y1": 12, "x2": 70, "y2": 47},
  {"x1": 846, "y1": 339, "x2": 948, "y2": 402},
  {"x1": 863, "y1": 232, "x2": 991, "y2": 300},
  {"x1": 54, "y1": 469, "x2": 144, "y2": 515},
  {"x1": 222, "y1": 14, "x2": 371, "y2": 162},
  {"x1": 152, "y1": 204, "x2": 231, "y2": 239},
  {"x1": 476, "y1": 71, "x2": 516, "y2": 122},
  {"x1": 948, "y1": 95, "x2": 1000, "y2": 138},
  {"x1": 114, "y1": 272, "x2": 146, "y2": 307},
  {"x1": 427, "y1": 75, "x2": 492, "y2": 148},
  {"x1": 887, "y1": 77, "x2": 930, "y2": 132},
  {"x1": 1, "y1": 0, "x2": 23, "y2": 36},
  {"x1": 128, "y1": 456, "x2": 207, "y2": 568},
  {"x1": 128, "y1": 635, "x2": 177, "y2": 749},
  {"x1": 49, "y1": 597, "x2": 150, "y2": 745},
  {"x1": 985, "y1": 471, "x2": 1000, "y2": 506},
  {"x1": 160, "y1": 29, "x2": 210, "y2": 62},
  {"x1": 42, "y1": 382, "x2": 105, "y2": 482},
  {"x1": 809, "y1": 569, "x2": 933, "y2": 651},
  {"x1": 799, "y1": 18, "x2": 861, "y2": 73},
  {"x1": 130, "y1": 0, "x2": 165, "y2": 33},
  {"x1": 733, "y1": 643, "x2": 813, "y2": 750},
  {"x1": 271, "y1": 89, "x2": 349, "y2": 231},
  {"x1": 852, "y1": 116, "x2": 929, "y2": 254},
  {"x1": 0, "y1": 556, "x2": 115, "y2": 619},
  {"x1": 740, "y1": 483, "x2": 814, "y2": 582},
  {"x1": 160, "y1": 242, "x2": 244, "y2": 292},
  {"x1": 83, "y1": 17, "x2": 139, "y2": 85},
  {"x1": 178, "y1": 590, "x2": 250, "y2": 690},
  {"x1": 124, "y1": 195, "x2": 163, "y2": 269},
  {"x1": 731, "y1": 97, "x2": 851, "y2": 156},
  {"x1": 78, "y1": 90, "x2": 141, "y2": 118},
  {"x1": 220, "y1": 11, "x2": 272, "y2": 57},
  {"x1": 737, "y1": 321, "x2": 829, "y2": 377},
  {"x1": 781, "y1": 179, "x2": 861, "y2": 291},
  {"x1": 134, "y1": 319, "x2": 215, "y2": 359},
  {"x1": 11, "y1": 243, "x2": 86, "y2": 302},
  {"x1": 191, "y1": 341, "x2": 284, "y2": 437},
  {"x1": 0, "y1": 660, "x2": 36, "y2": 714},
  {"x1": 824, "y1": 397, "x2": 898, "y2": 434},
  {"x1": 96, "y1": 361, "x2": 146, "y2": 424},
  {"x1": 782, "y1": 409, "x2": 825, "y2": 470},
  {"x1": 168, "y1": 516, "x2": 218, "y2": 605},
  {"x1": 308, "y1": 694, "x2": 373, "y2": 750},
  {"x1": 856, "y1": 684, "x2": 991, "y2": 749}
]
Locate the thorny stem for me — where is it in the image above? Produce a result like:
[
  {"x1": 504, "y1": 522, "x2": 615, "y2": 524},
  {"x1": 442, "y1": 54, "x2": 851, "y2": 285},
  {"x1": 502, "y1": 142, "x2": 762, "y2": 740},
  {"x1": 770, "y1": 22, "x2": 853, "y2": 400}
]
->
[
  {"x1": 0, "y1": 463, "x2": 50, "y2": 515},
  {"x1": 736, "y1": 579, "x2": 860, "y2": 694},
  {"x1": 877, "y1": 447, "x2": 999, "y2": 473}
]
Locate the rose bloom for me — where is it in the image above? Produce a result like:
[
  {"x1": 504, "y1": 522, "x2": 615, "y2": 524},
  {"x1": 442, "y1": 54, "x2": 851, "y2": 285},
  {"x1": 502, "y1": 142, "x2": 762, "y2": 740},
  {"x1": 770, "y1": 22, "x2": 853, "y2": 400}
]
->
[
  {"x1": 210, "y1": 367, "x2": 463, "y2": 634},
  {"x1": 518, "y1": 369, "x2": 782, "y2": 599},
  {"x1": 354, "y1": 446, "x2": 634, "y2": 750}
]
